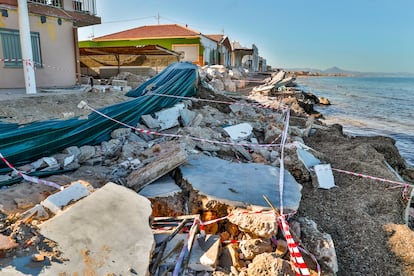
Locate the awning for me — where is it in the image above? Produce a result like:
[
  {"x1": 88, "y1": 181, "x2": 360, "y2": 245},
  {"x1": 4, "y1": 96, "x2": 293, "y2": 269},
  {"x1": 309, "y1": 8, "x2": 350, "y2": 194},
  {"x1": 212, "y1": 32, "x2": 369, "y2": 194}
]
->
[{"x1": 79, "y1": 45, "x2": 181, "y2": 57}]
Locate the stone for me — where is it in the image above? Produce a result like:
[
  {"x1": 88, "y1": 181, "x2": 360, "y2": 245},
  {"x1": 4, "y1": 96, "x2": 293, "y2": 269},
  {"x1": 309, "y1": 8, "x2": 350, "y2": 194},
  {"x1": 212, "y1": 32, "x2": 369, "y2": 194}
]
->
[
  {"x1": 139, "y1": 175, "x2": 182, "y2": 198},
  {"x1": 78, "y1": 145, "x2": 96, "y2": 163},
  {"x1": 155, "y1": 103, "x2": 185, "y2": 130},
  {"x1": 39, "y1": 183, "x2": 154, "y2": 275},
  {"x1": 0, "y1": 233, "x2": 18, "y2": 250},
  {"x1": 223, "y1": 123, "x2": 253, "y2": 142},
  {"x1": 219, "y1": 244, "x2": 242, "y2": 271},
  {"x1": 63, "y1": 146, "x2": 81, "y2": 160},
  {"x1": 264, "y1": 123, "x2": 283, "y2": 144},
  {"x1": 14, "y1": 198, "x2": 35, "y2": 209},
  {"x1": 179, "y1": 108, "x2": 197, "y2": 127},
  {"x1": 228, "y1": 210, "x2": 278, "y2": 238},
  {"x1": 318, "y1": 97, "x2": 331, "y2": 105},
  {"x1": 223, "y1": 79, "x2": 236, "y2": 92},
  {"x1": 247, "y1": 253, "x2": 295, "y2": 276},
  {"x1": 101, "y1": 139, "x2": 122, "y2": 157},
  {"x1": 31, "y1": 253, "x2": 45, "y2": 262},
  {"x1": 239, "y1": 238, "x2": 273, "y2": 260},
  {"x1": 298, "y1": 217, "x2": 338, "y2": 274},
  {"x1": 41, "y1": 182, "x2": 91, "y2": 214},
  {"x1": 21, "y1": 204, "x2": 49, "y2": 221},
  {"x1": 180, "y1": 155, "x2": 303, "y2": 211},
  {"x1": 110, "y1": 127, "x2": 132, "y2": 139},
  {"x1": 210, "y1": 79, "x2": 225, "y2": 91},
  {"x1": 141, "y1": 114, "x2": 161, "y2": 129},
  {"x1": 188, "y1": 234, "x2": 221, "y2": 271}
]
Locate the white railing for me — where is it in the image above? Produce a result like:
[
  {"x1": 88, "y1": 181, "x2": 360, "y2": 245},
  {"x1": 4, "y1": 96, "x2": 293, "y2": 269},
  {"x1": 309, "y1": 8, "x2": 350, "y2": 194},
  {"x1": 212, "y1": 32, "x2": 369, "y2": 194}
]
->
[
  {"x1": 71, "y1": 0, "x2": 97, "y2": 15},
  {"x1": 27, "y1": 0, "x2": 97, "y2": 15},
  {"x1": 28, "y1": 0, "x2": 63, "y2": 8}
]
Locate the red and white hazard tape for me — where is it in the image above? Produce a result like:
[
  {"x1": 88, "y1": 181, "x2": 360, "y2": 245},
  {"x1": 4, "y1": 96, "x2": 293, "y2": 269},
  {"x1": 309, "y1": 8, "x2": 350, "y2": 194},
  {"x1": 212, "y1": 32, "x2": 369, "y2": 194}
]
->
[
  {"x1": 279, "y1": 216, "x2": 311, "y2": 276},
  {"x1": 0, "y1": 152, "x2": 63, "y2": 190}
]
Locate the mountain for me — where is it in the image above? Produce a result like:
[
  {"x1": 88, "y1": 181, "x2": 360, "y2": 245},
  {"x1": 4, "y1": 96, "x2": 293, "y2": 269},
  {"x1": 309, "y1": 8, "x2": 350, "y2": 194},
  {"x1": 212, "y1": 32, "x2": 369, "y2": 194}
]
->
[{"x1": 322, "y1": 66, "x2": 356, "y2": 74}]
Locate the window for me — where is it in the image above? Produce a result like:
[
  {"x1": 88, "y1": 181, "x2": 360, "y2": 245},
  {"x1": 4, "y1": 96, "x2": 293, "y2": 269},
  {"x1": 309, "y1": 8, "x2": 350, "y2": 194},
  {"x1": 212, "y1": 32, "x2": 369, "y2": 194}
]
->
[{"x1": 0, "y1": 28, "x2": 42, "y2": 68}]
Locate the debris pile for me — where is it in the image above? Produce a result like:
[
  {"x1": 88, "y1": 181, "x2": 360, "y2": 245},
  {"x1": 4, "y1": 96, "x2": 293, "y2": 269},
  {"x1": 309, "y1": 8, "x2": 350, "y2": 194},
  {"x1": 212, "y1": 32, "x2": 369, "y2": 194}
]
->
[{"x1": 0, "y1": 62, "x2": 413, "y2": 275}]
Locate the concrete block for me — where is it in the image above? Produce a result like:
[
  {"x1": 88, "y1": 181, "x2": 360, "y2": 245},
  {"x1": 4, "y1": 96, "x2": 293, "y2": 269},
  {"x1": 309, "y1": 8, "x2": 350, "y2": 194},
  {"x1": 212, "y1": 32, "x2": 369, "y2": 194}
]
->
[
  {"x1": 39, "y1": 182, "x2": 154, "y2": 275},
  {"x1": 141, "y1": 114, "x2": 161, "y2": 129},
  {"x1": 139, "y1": 175, "x2": 182, "y2": 198},
  {"x1": 314, "y1": 164, "x2": 336, "y2": 189},
  {"x1": 223, "y1": 123, "x2": 253, "y2": 141},
  {"x1": 179, "y1": 108, "x2": 196, "y2": 127},
  {"x1": 188, "y1": 234, "x2": 221, "y2": 271},
  {"x1": 41, "y1": 182, "x2": 91, "y2": 214},
  {"x1": 155, "y1": 103, "x2": 185, "y2": 130}
]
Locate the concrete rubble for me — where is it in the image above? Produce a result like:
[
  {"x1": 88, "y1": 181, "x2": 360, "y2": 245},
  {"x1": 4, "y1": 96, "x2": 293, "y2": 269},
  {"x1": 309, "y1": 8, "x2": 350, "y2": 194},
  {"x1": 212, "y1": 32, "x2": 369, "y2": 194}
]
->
[{"x1": 0, "y1": 65, "x2": 375, "y2": 275}]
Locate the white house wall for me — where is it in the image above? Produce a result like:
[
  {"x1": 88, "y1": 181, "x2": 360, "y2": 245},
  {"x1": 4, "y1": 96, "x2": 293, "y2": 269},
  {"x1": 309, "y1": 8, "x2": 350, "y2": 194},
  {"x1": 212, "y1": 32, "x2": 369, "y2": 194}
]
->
[
  {"x1": 0, "y1": 8, "x2": 76, "y2": 88},
  {"x1": 200, "y1": 35, "x2": 217, "y2": 65}
]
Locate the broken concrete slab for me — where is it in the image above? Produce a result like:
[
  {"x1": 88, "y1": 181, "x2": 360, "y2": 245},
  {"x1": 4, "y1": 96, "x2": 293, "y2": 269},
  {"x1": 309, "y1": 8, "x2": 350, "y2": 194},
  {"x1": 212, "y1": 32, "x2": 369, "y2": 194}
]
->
[
  {"x1": 41, "y1": 182, "x2": 91, "y2": 214},
  {"x1": 228, "y1": 210, "x2": 278, "y2": 238},
  {"x1": 139, "y1": 175, "x2": 182, "y2": 198},
  {"x1": 188, "y1": 234, "x2": 221, "y2": 271},
  {"x1": 179, "y1": 108, "x2": 196, "y2": 127},
  {"x1": 126, "y1": 142, "x2": 187, "y2": 192},
  {"x1": 180, "y1": 154, "x2": 303, "y2": 211},
  {"x1": 141, "y1": 114, "x2": 161, "y2": 129},
  {"x1": 39, "y1": 182, "x2": 154, "y2": 275},
  {"x1": 296, "y1": 147, "x2": 321, "y2": 171},
  {"x1": 314, "y1": 164, "x2": 336, "y2": 189},
  {"x1": 155, "y1": 103, "x2": 185, "y2": 130},
  {"x1": 223, "y1": 123, "x2": 253, "y2": 141}
]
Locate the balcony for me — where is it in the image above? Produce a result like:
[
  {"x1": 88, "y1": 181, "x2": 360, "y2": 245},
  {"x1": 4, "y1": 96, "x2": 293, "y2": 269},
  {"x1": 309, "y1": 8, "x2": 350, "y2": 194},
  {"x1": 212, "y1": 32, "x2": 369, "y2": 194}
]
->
[{"x1": 27, "y1": 0, "x2": 97, "y2": 15}]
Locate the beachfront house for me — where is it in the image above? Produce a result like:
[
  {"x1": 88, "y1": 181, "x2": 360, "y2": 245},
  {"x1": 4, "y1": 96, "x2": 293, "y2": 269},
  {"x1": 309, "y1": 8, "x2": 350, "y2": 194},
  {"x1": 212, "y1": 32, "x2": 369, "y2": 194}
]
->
[
  {"x1": 206, "y1": 34, "x2": 232, "y2": 68},
  {"x1": 79, "y1": 24, "x2": 219, "y2": 77},
  {"x1": 0, "y1": 0, "x2": 101, "y2": 88}
]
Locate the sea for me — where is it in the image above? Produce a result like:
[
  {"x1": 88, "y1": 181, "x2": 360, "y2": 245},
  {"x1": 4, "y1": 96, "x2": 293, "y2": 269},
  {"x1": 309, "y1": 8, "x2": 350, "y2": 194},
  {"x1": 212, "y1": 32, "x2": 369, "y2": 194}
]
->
[{"x1": 296, "y1": 76, "x2": 414, "y2": 167}]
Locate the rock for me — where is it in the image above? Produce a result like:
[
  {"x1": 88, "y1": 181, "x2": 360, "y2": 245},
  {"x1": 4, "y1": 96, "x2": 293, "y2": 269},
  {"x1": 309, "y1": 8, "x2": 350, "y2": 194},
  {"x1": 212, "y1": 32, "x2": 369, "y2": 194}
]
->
[
  {"x1": 31, "y1": 253, "x2": 45, "y2": 262},
  {"x1": 223, "y1": 79, "x2": 236, "y2": 92},
  {"x1": 179, "y1": 108, "x2": 197, "y2": 127},
  {"x1": 223, "y1": 123, "x2": 253, "y2": 142},
  {"x1": 141, "y1": 114, "x2": 161, "y2": 129},
  {"x1": 210, "y1": 79, "x2": 225, "y2": 91},
  {"x1": 21, "y1": 204, "x2": 49, "y2": 221},
  {"x1": 188, "y1": 234, "x2": 221, "y2": 271},
  {"x1": 14, "y1": 198, "x2": 35, "y2": 209},
  {"x1": 264, "y1": 123, "x2": 283, "y2": 144},
  {"x1": 228, "y1": 210, "x2": 277, "y2": 238},
  {"x1": 247, "y1": 253, "x2": 295, "y2": 276},
  {"x1": 63, "y1": 146, "x2": 81, "y2": 160},
  {"x1": 0, "y1": 233, "x2": 18, "y2": 251},
  {"x1": 110, "y1": 127, "x2": 132, "y2": 139},
  {"x1": 298, "y1": 217, "x2": 338, "y2": 274},
  {"x1": 219, "y1": 244, "x2": 243, "y2": 271},
  {"x1": 41, "y1": 182, "x2": 91, "y2": 214},
  {"x1": 318, "y1": 97, "x2": 331, "y2": 105},
  {"x1": 239, "y1": 238, "x2": 273, "y2": 260},
  {"x1": 101, "y1": 139, "x2": 122, "y2": 157},
  {"x1": 155, "y1": 103, "x2": 185, "y2": 130},
  {"x1": 78, "y1": 145, "x2": 96, "y2": 163}
]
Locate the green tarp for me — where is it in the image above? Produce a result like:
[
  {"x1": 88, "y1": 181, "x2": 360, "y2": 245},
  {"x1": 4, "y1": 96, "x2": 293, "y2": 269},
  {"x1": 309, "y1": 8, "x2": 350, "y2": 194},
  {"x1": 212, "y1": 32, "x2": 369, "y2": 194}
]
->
[{"x1": 0, "y1": 62, "x2": 198, "y2": 170}]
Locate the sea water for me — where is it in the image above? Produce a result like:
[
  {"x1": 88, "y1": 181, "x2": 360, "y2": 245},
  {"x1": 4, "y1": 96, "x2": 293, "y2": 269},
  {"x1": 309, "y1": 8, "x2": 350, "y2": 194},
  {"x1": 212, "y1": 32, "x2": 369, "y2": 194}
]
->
[{"x1": 297, "y1": 76, "x2": 414, "y2": 166}]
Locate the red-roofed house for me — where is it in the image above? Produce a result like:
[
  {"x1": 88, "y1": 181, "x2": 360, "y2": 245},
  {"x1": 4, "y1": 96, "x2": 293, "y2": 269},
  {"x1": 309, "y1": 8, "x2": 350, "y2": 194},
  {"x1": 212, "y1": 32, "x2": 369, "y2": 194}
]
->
[{"x1": 80, "y1": 24, "x2": 218, "y2": 68}]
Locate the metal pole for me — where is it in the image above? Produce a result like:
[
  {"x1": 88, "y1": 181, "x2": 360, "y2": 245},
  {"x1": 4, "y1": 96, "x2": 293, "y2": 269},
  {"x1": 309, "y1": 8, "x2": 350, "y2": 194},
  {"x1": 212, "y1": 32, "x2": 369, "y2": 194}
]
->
[{"x1": 17, "y1": 0, "x2": 37, "y2": 94}]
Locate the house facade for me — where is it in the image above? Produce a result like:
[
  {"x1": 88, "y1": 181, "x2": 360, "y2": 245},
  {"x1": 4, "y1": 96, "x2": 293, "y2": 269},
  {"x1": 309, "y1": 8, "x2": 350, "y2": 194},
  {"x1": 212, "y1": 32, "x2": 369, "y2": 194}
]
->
[
  {"x1": 81, "y1": 24, "x2": 218, "y2": 69},
  {"x1": 206, "y1": 34, "x2": 232, "y2": 68},
  {"x1": 0, "y1": 0, "x2": 100, "y2": 88}
]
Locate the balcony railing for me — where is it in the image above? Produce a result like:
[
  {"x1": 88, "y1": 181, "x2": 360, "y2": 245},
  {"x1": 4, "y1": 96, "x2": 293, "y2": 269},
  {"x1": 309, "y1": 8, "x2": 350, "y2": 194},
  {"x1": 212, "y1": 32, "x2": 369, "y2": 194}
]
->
[
  {"x1": 72, "y1": 0, "x2": 97, "y2": 15},
  {"x1": 27, "y1": 0, "x2": 97, "y2": 15},
  {"x1": 28, "y1": 0, "x2": 63, "y2": 8}
]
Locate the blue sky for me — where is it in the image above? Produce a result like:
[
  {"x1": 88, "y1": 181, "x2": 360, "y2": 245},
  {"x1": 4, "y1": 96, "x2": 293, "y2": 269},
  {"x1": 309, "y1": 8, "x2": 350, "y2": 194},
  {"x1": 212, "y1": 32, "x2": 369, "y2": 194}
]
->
[{"x1": 78, "y1": 0, "x2": 414, "y2": 73}]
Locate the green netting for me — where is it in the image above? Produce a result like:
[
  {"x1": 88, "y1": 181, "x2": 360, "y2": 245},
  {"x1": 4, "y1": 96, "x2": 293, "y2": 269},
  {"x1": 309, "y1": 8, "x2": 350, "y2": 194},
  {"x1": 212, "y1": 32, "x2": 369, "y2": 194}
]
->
[{"x1": 0, "y1": 62, "x2": 198, "y2": 169}]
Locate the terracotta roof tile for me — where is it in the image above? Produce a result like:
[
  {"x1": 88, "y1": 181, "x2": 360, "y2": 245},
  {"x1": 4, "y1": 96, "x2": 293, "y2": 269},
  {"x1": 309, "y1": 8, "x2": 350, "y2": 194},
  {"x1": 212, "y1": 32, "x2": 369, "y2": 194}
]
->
[{"x1": 94, "y1": 24, "x2": 200, "y2": 41}]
